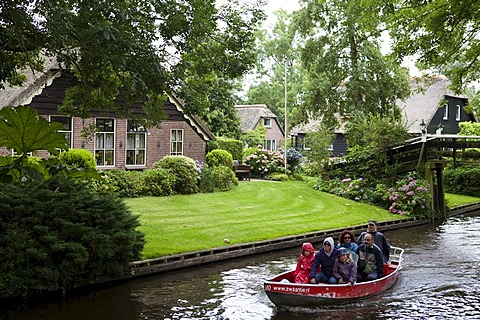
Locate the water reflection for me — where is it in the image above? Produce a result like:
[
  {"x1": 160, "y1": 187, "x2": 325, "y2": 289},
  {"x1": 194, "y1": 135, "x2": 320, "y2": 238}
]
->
[{"x1": 5, "y1": 215, "x2": 480, "y2": 319}]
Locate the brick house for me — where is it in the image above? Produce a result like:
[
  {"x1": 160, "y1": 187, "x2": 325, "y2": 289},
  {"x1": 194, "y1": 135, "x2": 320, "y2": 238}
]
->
[
  {"x1": 0, "y1": 63, "x2": 215, "y2": 169},
  {"x1": 235, "y1": 104, "x2": 285, "y2": 151}
]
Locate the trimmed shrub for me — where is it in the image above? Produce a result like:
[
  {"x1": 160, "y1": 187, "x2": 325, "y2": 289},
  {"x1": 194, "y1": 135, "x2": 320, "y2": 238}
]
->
[
  {"x1": 205, "y1": 149, "x2": 234, "y2": 168},
  {"x1": 139, "y1": 168, "x2": 176, "y2": 196},
  {"x1": 0, "y1": 176, "x2": 144, "y2": 296},
  {"x1": 216, "y1": 137, "x2": 243, "y2": 161},
  {"x1": 444, "y1": 166, "x2": 480, "y2": 196},
  {"x1": 96, "y1": 170, "x2": 142, "y2": 197},
  {"x1": 211, "y1": 165, "x2": 238, "y2": 191},
  {"x1": 153, "y1": 156, "x2": 199, "y2": 194},
  {"x1": 58, "y1": 148, "x2": 96, "y2": 169}
]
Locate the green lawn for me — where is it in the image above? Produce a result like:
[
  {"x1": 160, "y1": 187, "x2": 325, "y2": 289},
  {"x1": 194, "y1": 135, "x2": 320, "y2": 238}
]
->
[
  {"x1": 125, "y1": 180, "x2": 406, "y2": 259},
  {"x1": 445, "y1": 193, "x2": 480, "y2": 208},
  {"x1": 125, "y1": 181, "x2": 480, "y2": 260}
]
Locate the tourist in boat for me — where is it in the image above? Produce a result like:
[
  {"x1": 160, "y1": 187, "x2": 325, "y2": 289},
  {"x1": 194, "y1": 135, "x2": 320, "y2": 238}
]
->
[
  {"x1": 293, "y1": 242, "x2": 315, "y2": 284},
  {"x1": 356, "y1": 233, "x2": 384, "y2": 282},
  {"x1": 332, "y1": 248, "x2": 357, "y2": 285},
  {"x1": 308, "y1": 237, "x2": 339, "y2": 284},
  {"x1": 337, "y1": 230, "x2": 358, "y2": 253},
  {"x1": 357, "y1": 220, "x2": 390, "y2": 262}
]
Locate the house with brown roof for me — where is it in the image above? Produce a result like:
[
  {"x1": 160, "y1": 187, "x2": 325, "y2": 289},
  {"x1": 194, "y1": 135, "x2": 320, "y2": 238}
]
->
[
  {"x1": 235, "y1": 104, "x2": 285, "y2": 151},
  {"x1": 0, "y1": 60, "x2": 215, "y2": 169}
]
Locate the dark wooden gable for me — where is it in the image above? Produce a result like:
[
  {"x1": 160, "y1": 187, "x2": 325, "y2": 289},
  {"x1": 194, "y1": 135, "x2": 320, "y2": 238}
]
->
[{"x1": 26, "y1": 72, "x2": 185, "y2": 121}]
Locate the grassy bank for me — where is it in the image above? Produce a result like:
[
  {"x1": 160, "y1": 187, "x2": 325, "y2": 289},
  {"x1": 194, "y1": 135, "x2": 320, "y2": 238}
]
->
[
  {"x1": 445, "y1": 193, "x2": 480, "y2": 208},
  {"x1": 125, "y1": 180, "x2": 407, "y2": 259}
]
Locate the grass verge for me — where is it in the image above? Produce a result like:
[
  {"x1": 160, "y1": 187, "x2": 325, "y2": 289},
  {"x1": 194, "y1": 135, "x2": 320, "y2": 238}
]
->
[
  {"x1": 445, "y1": 193, "x2": 480, "y2": 208},
  {"x1": 125, "y1": 180, "x2": 408, "y2": 259}
]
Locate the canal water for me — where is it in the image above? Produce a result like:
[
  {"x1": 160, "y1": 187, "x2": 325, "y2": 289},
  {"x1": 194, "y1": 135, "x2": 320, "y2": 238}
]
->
[{"x1": 4, "y1": 214, "x2": 480, "y2": 320}]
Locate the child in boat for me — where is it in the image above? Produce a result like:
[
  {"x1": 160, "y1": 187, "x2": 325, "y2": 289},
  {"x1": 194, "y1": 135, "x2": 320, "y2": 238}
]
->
[
  {"x1": 332, "y1": 248, "x2": 357, "y2": 285},
  {"x1": 294, "y1": 242, "x2": 315, "y2": 284}
]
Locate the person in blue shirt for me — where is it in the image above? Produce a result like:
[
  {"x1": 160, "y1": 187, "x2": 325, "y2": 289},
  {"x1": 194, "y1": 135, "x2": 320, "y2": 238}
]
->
[{"x1": 337, "y1": 229, "x2": 358, "y2": 253}]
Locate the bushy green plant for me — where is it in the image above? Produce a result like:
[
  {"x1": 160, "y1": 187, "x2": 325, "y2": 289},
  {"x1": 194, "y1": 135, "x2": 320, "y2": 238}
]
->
[
  {"x1": 198, "y1": 165, "x2": 215, "y2": 193},
  {"x1": 313, "y1": 177, "x2": 371, "y2": 202},
  {"x1": 265, "y1": 173, "x2": 290, "y2": 181},
  {"x1": 388, "y1": 173, "x2": 431, "y2": 218},
  {"x1": 93, "y1": 170, "x2": 142, "y2": 197},
  {"x1": 0, "y1": 176, "x2": 144, "y2": 296},
  {"x1": 153, "y1": 156, "x2": 199, "y2": 194},
  {"x1": 139, "y1": 168, "x2": 176, "y2": 196},
  {"x1": 205, "y1": 149, "x2": 234, "y2": 168},
  {"x1": 210, "y1": 165, "x2": 238, "y2": 191},
  {"x1": 212, "y1": 137, "x2": 243, "y2": 161},
  {"x1": 58, "y1": 148, "x2": 96, "y2": 169},
  {"x1": 444, "y1": 166, "x2": 480, "y2": 197},
  {"x1": 199, "y1": 165, "x2": 238, "y2": 192}
]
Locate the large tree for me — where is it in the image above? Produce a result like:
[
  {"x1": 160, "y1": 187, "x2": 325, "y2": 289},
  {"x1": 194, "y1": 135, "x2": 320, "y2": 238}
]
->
[
  {"x1": 382, "y1": 0, "x2": 480, "y2": 94},
  {"x1": 1, "y1": 0, "x2": 265, "y2": 130},
  {"x1": 242, "y1": 9, "x2": 306, "y2": 129},
  {"x1": 293, "y1": 0, "x2": 410, "y2": 128}
]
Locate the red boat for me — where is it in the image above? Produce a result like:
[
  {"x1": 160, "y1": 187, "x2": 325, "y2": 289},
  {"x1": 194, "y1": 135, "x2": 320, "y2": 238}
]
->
[{"x1": 264, "y1": 246, "x2": 404, "y2": 307}]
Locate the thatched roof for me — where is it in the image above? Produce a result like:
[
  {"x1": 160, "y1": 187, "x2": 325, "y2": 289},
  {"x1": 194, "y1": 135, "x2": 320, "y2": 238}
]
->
[
  {"x1": 235, "y1": 104, "x2": 278, "y2": 131},
  {"x1": 398, "y1": 76, "x2": 467, "y2": 134},
  {"x1": 0, "y1": 56, "x2": 60, "y2": 109},
  {"x1": 293, "y1": 76, "x2": 468, "y2": 135}
]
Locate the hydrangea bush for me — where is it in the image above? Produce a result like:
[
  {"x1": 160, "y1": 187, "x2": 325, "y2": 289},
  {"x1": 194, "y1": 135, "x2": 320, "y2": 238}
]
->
[
  {"x1": 286, "y1": 148, "x2": 303, "y2": 171},
  {"x1": 388, "y1": 174, "x2": 431, "y2": 218},
  {"x1": 244, "y1": 146, "x2": 284, "y2": 178}
]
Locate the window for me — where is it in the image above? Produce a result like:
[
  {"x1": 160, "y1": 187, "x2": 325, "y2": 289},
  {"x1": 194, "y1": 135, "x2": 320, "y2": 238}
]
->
[
  {"x1": 263, "y1": 118, "x2": 272, "y2": 128},
  {"x1": 443, "y1": 103, "x2": 448, "y2": 120},
  {"x1": 95, "y1": 118, "x2": 115, "y2": 166},
  {"x1": 50, "y1": 116, "x2": 72, "y2": 149},
  {"x1": 126, "y1": 120, "x2": 146, "y2": 165},
  {"x1": 170, "y1": 129, "x2": 183, "y2": 155},
  {"x1": 456, "y1": 105, "x2": 461, "y2": 121},
  {"x1": 264, "y1": 139, "x2": 276, "y2": 152}
]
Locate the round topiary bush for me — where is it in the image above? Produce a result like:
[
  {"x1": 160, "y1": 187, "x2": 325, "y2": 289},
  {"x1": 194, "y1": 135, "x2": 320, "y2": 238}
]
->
[
  {"x1": 153, "y1": 155, "x2": 199, "y2": 194},
  {"x1": 58, "y1": 148, "x2": 96, "y2": 169},
  {"x1": 205, "y1": 149, "x2": 234, "y2": 168}
]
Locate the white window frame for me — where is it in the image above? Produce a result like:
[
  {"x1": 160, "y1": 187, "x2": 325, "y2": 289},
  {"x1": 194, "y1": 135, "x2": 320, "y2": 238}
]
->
[
  {"x1": 126, "y1": 120, "x2": 146, "y2": 166},
  {"x1": 95, "y1": 118, "x2": 115, "y2": 167},
  {"x1": 170, "y1": 129, "x2": 184, "y2": 155},
  {"x1": 50, "y1": 115, "x2": 73, "y2": 149},
  {"x1": 263, "y1": 118, "x2": 272, "y2": 128},
  {"x1": 263, "y1": 139, "x2": 276, "y2": 152},
  {"x1": 456, "y1": 105, "x2": 461, "y2": 121},
  {"x1": 443, "y1": 103, "x2": 449, "y2": 120}
]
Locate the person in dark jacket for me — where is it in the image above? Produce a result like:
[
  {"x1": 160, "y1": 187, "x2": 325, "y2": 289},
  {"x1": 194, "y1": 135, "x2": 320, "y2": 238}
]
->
[
  {"x1": 309, "y1": 237, "x2": 338, "y2": 284},
  {"x1": 358, "y1": 219, "x2": 390, "y2": 262},
  {"x1": 356, "y1": 233, "x2": 384, "y2": 282}
]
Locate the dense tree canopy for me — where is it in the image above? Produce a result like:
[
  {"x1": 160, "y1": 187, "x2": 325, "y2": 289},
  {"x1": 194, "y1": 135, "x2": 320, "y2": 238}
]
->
[
  {"x1": 242, "y1": 10, "x2": 306, "y2": 129},
  {"x1": 294, "y1": 0, "x2": 410, "y2": 128},
  {"x1": 382, "y1": 0, "x2": 480, "y2": 94},
  {"x1": 0, "y1": 0, "x2": 265, "y2": 131}
]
